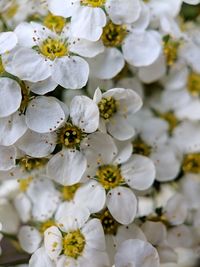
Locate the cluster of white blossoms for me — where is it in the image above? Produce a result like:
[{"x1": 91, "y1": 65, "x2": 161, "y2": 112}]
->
[{"x1": 1, "y1": 0, "x2": 200, "y2": 267}]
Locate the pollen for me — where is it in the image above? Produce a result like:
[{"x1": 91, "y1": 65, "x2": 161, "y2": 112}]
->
[
  {"x1": 132, "y1": 138, "x2": 151, "y2": 157},
  {"x1": 17, "y1": 157, "x2": 48, "y2": 172},
  {"x1": 39, "y1": 220, "x2": 55, "y2": 233},
  {"x1": 44, "y1": 13, "x2": 65, "y2": 33},
  {"x1": 98, "y1": 96, "x2": 118, "y2": 120},
  {"x1": 182, "y1": 153, "x2": 200, "y2": 173},
  {"x1": 163, "y1": 35, "x2": 180, "y2": 66},
  {"x1": 0, "y1": 57, "x2": 4, "y2": 74},
  {"x1": 19, "y1": 82, "x2": 30, "y2": 113},
  {"x1": 101, "y1": 21, "x2": 127, "y2": 47},
  {"x1": 62, "y1": 184, "x2": 80, "y2": 201},
  {"x1": 18, "y1": 177, "x2": 33, "y2": 192},
  {"x1": 100, "y1": 209, "x2": 119, "y2": 235},
  {"x1": 63, "y1": 230, "x2": 85, "y2": 259},
  {"x1": 157, "y1": 111, "x2": 179, "y2": 134},
  {"x1": 96, "y1": 165, "x2": 124, "y2": 190},
  {"x1": 40, "y1": 38, "x2": 68, "y2": 60},
  {"x1": 80, "y1": 0, "x2": 105, "y2": 7},
  {"x1": 58, "y1": 124, "x2": 84, "y2": 149},
  {"x1": 4, "y1": 2, "x2": 19, "y2": 19},
  {"x1": 187, "y1": 72, "x2": 200, "y2": 97}
]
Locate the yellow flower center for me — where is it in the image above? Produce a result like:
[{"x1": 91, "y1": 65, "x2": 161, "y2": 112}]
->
[
  {"x1": 58, "y1": 124, "x2": 84, "y2": 149},
  {"x1": 4, "y1": 2, "x2": 19, "y2": 19},
  {"x1": 100, "y1": 209, "x2": 118, "y2": 235},
  {"x1": 40, "y1": 38, "x2": 68, "y2": 60},
  {"x1": 80, "y1": 0, "x2": 105, "y2": 7},
  {"x1": 163, "y1": 36, "x2": 180, "y2": 66},
  {"x1": 182, "y1": 153, "x2": 200, "y2": 173},
  {"x1": 98, "y1": 96, "x2": 118, "y2": 120},
  {"x1": 63, "y1": 230, "x2": 85, "y2": 259},
  {"x1": 157, "y1": 111, "x2": 179, "y2": 134},
  {"x1": 44, "y1": 13, "x2": 65, "y2": 33},
  {"x1": 39, "y1": 220, "x2": 55, "y2": 234},
  {"x1": 0, "y1": 57, "x2": 4, "y2": 74},
  {"x1": 62, "y1": 184, "x2": 80, "y2": 201},
  {"x1": 18, "y1": 177, "x2": 33, "y2": 192},
  {"x1": 101, "y1": 21, "x2": 127, "y2": 47},
  {"x1": 96, "y1": 165, "x2": 124, "y2": 190},
  {"x1": 132, "y1": 138, "x2": 151, "y2": 157},
  {"x1": 17, "y1": 157, "x2": 48, "y2": 172},
  {"x1": 187, "y1": 72, "x2": 200, "y2": 97}
]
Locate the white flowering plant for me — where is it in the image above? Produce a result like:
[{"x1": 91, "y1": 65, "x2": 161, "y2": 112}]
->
[{"x1": 1, "y1": 1, "x2": 200, "y2": 267}]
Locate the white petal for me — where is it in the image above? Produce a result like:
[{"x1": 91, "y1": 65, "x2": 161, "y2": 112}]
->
[
  {"x1": 70, "y1": 95, "x2": 99, "y2": 133},
  {"x1": 165, "y1": 194, "x2": 188, "y2": 225},
  {"x1": 107, "y1": 186, "x2": 137, "y2": 225},
  {"x1": 48, "y1": 0, "x2": 76, "y2": 17},
  {"x1": 115, "y1": 239, "x2": 160, "y2": 267},
  {"x1": 29, "y1": 247, "x2": 55, "y2": 267},
  {"x1": 82, "y1": 219, "x2": 105, "y2": 250},
  {"x1": 0, "y1": 145, "x2": 16, "y2": 171},
  {"x1": 141, "y1": 221, "x2": 167, "y2": 246},
  {"x1": 74, "y1": 181, "x2": 106, "y2": 213},
  {"x1": 0, "y1": 112, "x2": 27, "y2": 146},
  {"x1": 70, "y1": 6, "x2": 106, "y2": 41},
  {"x1": 88, "y1": 48, "x2": 125, "y2": 79},
  {"x1": 18, "y1": 226, "x2": 42, "y2": 253},
  {"x1": 14, "y1": 193, "x2": 31, "y2": 223},
  {"x1": 55, "y1": 201, "x2": 90, "y2": 232},
  {"x1": 27, "y1": 77, "x2": 58, "y2": 95},
  {"x1": 47, "y1": 149, "x2": 87, "y2": 186},
  {"x1": 25, "y1": 96, "x2": 65, "y2": 133},
  {"x1": 121, "y1": 155, "x2": 156, "y2": 191},
  {"x1": 53, "y1": 56, "x2": 89, "y2": 89},
  {"x1": 105, "y1": 0, "x2": 141, "y2": 24},
  {"x1": 16, "y1": 129, "x2": 56, "y2": 157},
  {"x1": 12, "y1": 48, "x2": 51, "y2": 82},
  {"x1": 44, "y1": 226, "x2": 62, "y2": 260},
  {"x1": 0, "y1": 32, "x2": 18, "y2": 54},
  {"x1": 113, "y1": 140, "x2": 133, "y2": 165},
  {"x1": 122, "y1": 31, "x2": 161, "y2": 67},
  {"x1": 107, "y1": 115, "x2": 135, "y2": 141},
  {"x1": 0, "y1": 78, "x2": 22, "y2": 118}
]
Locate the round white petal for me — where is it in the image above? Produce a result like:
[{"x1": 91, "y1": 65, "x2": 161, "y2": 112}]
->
[
  {"x1": 0, "y1": 78, "x2": 22, "y2": 118},
  {"x1": 0, "y1": 32, "x2": 18, "y2": 54},
  {"x1": 44, "y1": 226, "x2": 62, "y2": 260},
  {"x1": 16, "y1": 129, "x2": 56, "y2": 157},
  {"x1": 47, "y1": 149, "x2": 87, "y2": 186},
  {"x1": 18, "y1": 226, "x2": 42, "y2": 253},
  {"x1": 141, "y1": 221, "x2": 167, "y2": 246},
  {"x1": 48, "y1": 0, "x2": 76, "y2": 18},
  {"x1": 121, "y1": 155, "x2": 156, "y2": 191},
  {"x1": 14, "y1": 193, "x2": 31, "y2": 223},
  {"x1": 107, "y1": 186, "x2": 137, "y2": 225},
  {"x1": 0, "y1": 145, "x2": 16, "y2": 171},
  {"x1": 0, "y1": 112, "x2": 27, "y2": 146},
  {"x1": 27, "y1": 77, "x2": 58, "y2": 95},
  {"x1": 105, "y1": 0, "x2": 141, "y2": 24},
  {"x1": 29, "y1": 247, "x2": 55, "y2": 267},
  {"x1": 25, "y1": 96, "x2": 65, "y2": 133},
  {"x1": 70, "y1": 95, "x2": 99, "y2": 133},
  {"x1": 113, "y1": 140, "x2": 133, "y2": 165},
  {"x1": 88, "y1": 48, "x2": 125, "y2": 79},
  {"x1": 53, "y1": 56, "x2": 89, "y2": 89},
  {"x1": 122, "y1": 31, "x2": 161, "y2": 67}
]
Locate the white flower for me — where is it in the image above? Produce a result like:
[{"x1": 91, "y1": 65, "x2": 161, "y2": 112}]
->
[
  {"x1": 94, "y1": 88, "x2": 142, "y2": 141},
  {"x1": 0, "y1": 31, "x2": 18, "y2": 54},
  {"x1": 114, "y1": 239, "x2": 160, "y2": 267},
  {"x1": 3, "y1": 22, "x2": 89, "y2": 89},
  {"x1": 44, "y1": 219, "x2": 109, "y2": 266},
  {"x1": 81, "y1": 132, "x2": 155, "y2": 224}
]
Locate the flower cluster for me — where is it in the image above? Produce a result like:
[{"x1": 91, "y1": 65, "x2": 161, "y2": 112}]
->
[{"x1": 1, "y1": 0, "x2": 200, "y2": 267}]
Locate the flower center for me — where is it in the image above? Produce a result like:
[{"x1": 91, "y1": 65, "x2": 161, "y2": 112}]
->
[
  {"x1": 63, "y1": 230, "x2": 85, "y2": 259},
  {"x1": 17, "y1": 157, "x2": 48, "y2": 172},
  {"x1": 101, "y1": 21, "x2": 127, "y2": 47},
  {"x1": 80, "y1": 0, "x2": 105, "y2": 7},
  {"x1": 98, "y1": 96, "x2": 118, "y2": 120},
  {"x1": 62, "y1": 184, "x2": 80, "y2": 201},
  {"x1": 156, "y1": 111, "x2": 179, "y2": 134},
  {"x1": 39, "y1": 220, "x2": 55, "y2": 233},
  {"x1": 163, "y1": 35, "x2": 180, "y2": 66},
  {"x1": 40, "y1": 38, "x2": 68, "y2": 60},
  {"x1": 0, "y1": 57, "x2": 4, "y2": 74},
  {"x1": 96, "y1": 165, "x2": 124, "y2": 190},
  {"x1": 19, "y1": 82, "x2": 30, "y2": 113},
  {"x1": 4, "y1": 2, "x2": 19, "y2": 19},
  {"x1": 58, "y1": 124, "x2": 84, "y2": 149},
  {"x1": 18, "y1": 177, "x2": 33, "y2": 192},
  {"x1": 100, "y1": 209, "x2": 118, "y2": 235},
  {"x1": 182, "y1": 153, "x2": 200, "y2": 173},
  {"x1": 187, "y1": 72, "x2": 200, "y2": 97},
  {"x1": 44, "y1": 13, "x2": 65, "y2": 33},
  {"x1": 132, "y1": 138, "x2": 151, "y2": 157}
]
